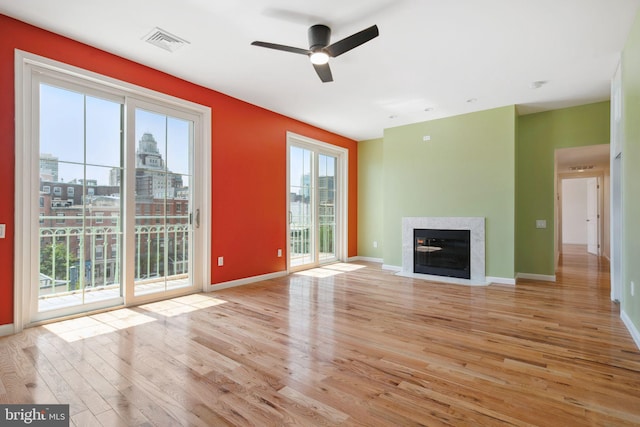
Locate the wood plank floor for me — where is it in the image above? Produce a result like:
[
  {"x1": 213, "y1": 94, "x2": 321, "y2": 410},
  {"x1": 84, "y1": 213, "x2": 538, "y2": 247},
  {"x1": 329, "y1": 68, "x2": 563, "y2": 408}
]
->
[{"x1": 2, "y1": 246, "x2": 640, "y2": 426}]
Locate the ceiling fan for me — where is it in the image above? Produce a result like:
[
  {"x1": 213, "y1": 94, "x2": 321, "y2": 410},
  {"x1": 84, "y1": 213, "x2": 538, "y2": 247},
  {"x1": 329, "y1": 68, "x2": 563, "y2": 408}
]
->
[{"x1": 251, "y1": 24, "x2": 379, "y2": 83}]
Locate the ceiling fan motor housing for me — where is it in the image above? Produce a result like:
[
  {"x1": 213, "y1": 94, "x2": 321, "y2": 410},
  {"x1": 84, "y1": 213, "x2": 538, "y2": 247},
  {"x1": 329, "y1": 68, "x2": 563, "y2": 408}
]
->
[{"x1": 309, "y1": 24, "x2": 331, "y2": 51}]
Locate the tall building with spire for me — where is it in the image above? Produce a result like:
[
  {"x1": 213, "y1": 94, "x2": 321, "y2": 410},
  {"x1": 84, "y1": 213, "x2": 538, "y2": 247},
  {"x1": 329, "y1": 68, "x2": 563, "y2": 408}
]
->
[{"x1": 110, "y1": 132, "x2": 185, "y2": 200}]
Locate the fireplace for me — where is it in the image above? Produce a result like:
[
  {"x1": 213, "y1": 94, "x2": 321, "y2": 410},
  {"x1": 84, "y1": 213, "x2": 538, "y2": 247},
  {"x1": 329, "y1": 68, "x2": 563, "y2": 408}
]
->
[
  {"x1": 414, "y1": 229, "x2": 470, "y2": 279},
  {"x1": 400, "y1": 217, "x2": 486, "y2": 285}
]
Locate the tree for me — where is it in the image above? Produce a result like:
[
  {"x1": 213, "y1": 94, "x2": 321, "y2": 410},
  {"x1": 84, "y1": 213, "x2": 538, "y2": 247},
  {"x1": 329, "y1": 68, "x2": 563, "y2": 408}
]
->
[{"x1": 40, "y1": 242, "x2": 78, "y2": 281}]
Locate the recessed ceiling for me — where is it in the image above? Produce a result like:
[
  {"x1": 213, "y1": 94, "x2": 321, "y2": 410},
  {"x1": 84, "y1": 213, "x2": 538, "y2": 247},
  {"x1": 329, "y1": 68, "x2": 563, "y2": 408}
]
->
[
  {"x1": 556, "y1": 144, "x2": 610, "y2": 173},
  {"x1": 0, "y1": 0, "x2": 638, "y2": 141}
]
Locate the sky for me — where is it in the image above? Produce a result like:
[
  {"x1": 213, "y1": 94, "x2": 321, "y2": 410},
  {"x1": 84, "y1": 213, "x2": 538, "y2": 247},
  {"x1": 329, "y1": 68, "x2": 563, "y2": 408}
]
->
[
  {"x1": 39, "y1": 83, "x2": 191, "y2": 188},
  {"x1": 289, "y1": 145, "x2": 336, "y2": 194}
]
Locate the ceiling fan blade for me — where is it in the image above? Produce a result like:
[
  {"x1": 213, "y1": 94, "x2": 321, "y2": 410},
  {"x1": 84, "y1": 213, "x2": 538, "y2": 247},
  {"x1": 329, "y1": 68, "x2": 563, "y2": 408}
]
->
[
  {"x1": 251, "y1": 41, "x2": 310, "y2": 56},
  {"x1": 313, "y1": 63, "x2": 333, "y2": 83},
  {"x1": 325, "y1": 25, "x2": 379, "y2": 57}
]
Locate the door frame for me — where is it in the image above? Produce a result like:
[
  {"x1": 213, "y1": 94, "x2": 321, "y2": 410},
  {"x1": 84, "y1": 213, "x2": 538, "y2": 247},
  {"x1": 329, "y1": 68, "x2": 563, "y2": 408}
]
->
[
  {"x1": 557, "y1": 172, "x2": 605, "y2": 257},
  {"x1": 286, "y1": 132, "x2": 348, "y2": 272},
  {"x1": 14, "y1": 50, "x2": 211, "y2": 332}
]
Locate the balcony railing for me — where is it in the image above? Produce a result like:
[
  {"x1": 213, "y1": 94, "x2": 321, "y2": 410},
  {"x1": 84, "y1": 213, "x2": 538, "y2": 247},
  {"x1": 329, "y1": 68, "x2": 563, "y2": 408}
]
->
[{"x1": 39, "y1": 215, "x2": 190, "y2": 299}]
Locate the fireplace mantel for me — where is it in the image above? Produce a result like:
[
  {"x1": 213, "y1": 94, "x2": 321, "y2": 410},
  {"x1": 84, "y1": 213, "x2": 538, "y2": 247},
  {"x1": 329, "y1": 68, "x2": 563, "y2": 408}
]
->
[{"x1": 399, "y1": 217, "x2": 488, "y2": 286}]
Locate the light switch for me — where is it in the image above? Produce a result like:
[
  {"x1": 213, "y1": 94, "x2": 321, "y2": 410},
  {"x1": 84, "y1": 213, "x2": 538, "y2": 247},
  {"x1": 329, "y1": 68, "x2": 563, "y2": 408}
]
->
[
  {"x1": 0, "y1": 224, "x2": 5, "y2": 238},
  {"x1": 536, "y1": 220, "x2": 547, "y2": 229}
]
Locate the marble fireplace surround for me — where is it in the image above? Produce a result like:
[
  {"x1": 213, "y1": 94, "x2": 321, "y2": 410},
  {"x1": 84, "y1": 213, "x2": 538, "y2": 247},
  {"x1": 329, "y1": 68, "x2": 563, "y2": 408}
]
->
[{"x1": 398, "y1": 217, "x2": 488, "y2": 286}]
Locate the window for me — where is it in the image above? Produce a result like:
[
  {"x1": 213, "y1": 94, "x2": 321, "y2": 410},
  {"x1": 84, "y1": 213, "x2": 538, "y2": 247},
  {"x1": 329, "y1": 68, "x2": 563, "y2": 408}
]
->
[
  {"x1": 96, "y1": 245, "x2": 104, "y2": 260},
  {"x1": 56, "y1": 212, "x2": 64, "y2": 224},
  {"x1": 96, "y1": 212, "x2": 104, "y2": 224},
  {"x1": 67, "y1": 187, "x2": 74, "y2": 197},
  {"x1": 53, "y1": 187, "x2": 62, "y2": 196},
  {"x1": 39, "y1": 197, "x2": 44, "y2": 208},
  {"x1": 43, "y1": 185, "x2": 50, "y2": 194}
]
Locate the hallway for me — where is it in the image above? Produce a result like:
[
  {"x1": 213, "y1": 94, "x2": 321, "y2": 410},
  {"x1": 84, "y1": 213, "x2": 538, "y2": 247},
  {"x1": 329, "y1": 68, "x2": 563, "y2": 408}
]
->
[{"x1": 557, "y1": 243, "x2": 612, "y2": 298}]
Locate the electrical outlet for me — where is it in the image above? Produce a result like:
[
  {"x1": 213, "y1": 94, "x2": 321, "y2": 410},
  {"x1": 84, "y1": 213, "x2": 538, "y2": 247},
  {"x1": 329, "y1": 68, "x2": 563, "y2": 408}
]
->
[
  {"x1": 373, "y1": 241, "x2": 378, "y2": 248},
  {"x1": 536, "y1": 220, "x2": 547, "y2": 229},
  {"x1": 277, "y1": 249, "x2": 282, "y2": 257},
  {"x1": 0, "y1": 224, "x2": 5, "y2": 239},
  {"x1": 217, "y1": 256, "x2": 224, "y2": 267}
]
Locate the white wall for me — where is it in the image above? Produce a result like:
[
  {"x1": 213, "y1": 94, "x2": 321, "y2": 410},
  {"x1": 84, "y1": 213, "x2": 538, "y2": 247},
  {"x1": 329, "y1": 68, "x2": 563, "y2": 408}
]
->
[{"x1": 562, "y1": 178, "x2": 588, "y2": 244}]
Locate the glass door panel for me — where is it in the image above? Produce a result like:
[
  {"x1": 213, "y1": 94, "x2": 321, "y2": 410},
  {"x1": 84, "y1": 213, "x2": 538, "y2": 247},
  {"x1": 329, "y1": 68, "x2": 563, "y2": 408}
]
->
[
  {"x1": 133, "y1": 109, "x2": 193, "y2": 296},
  {"x1": 37, "y1": 83, "x2": 123, "y2": 317},
  {"x1": 318, "y1": 154, "x2": 337, "y2": 262},
  {"x1": 289, "y1": 146, "x2": 314, "y2": 268}
]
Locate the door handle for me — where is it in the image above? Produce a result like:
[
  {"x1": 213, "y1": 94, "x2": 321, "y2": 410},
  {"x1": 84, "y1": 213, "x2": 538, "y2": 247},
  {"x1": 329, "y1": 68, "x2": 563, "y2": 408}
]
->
[{"x1": 195, "y1": 208, "x2": 200, "y2": 229}]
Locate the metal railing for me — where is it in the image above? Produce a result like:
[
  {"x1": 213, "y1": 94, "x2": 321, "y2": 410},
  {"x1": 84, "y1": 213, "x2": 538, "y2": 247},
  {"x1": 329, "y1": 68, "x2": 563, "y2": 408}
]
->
[{"x1": 39, "y1": 215, "x2": 190, "y2": 298}]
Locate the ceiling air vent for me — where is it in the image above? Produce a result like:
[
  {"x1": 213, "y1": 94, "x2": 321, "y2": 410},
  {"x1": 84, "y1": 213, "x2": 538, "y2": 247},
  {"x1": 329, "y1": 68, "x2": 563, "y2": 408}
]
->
[{"x1": 143, "y1": 27, "x2": 189, "y2": 52}]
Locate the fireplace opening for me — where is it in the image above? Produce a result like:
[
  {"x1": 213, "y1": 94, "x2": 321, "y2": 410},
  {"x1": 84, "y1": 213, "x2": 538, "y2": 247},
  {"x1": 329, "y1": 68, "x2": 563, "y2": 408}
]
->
[{"x1": 413, "y1": 229, "x2": 470, "y2": 279}]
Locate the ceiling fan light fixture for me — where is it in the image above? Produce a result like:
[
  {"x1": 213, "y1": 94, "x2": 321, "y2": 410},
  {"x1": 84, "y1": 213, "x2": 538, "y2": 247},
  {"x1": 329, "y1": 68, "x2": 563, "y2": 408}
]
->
[{"x1": 310, "y1": 51, "x2": 329, "y2": 65}]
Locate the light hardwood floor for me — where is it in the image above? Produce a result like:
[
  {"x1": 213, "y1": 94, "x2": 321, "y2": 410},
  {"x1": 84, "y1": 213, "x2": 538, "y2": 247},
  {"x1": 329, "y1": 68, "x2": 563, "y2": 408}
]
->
[{"x1": 1, "y1": 246, "x2": 640, "y2": 426}]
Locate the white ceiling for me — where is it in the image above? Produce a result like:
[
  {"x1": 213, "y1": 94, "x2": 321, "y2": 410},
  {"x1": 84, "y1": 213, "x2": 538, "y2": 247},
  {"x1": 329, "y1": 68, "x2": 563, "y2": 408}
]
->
[{"x1": 1, "y1": 0, "x2": 638, "y2": 141}]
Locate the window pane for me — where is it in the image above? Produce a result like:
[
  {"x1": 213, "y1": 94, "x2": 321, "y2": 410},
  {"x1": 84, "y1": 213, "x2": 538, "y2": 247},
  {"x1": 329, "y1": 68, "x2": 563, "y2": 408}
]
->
[
  {"x1": 134, "y1": 108, "x2": 192, "y2": 296},
  {"x1": 38, "y1": 84, "x2": 123, "y2": 313},
  {"x1": 166, "y1": 117, "x2": 191, "y2": 176},
  {"x1": 39, "y1": 84, "x2": 84, "y2": 166},
  {"x1": 86, "y1": 96, "x2": 122, "y2": 167}
]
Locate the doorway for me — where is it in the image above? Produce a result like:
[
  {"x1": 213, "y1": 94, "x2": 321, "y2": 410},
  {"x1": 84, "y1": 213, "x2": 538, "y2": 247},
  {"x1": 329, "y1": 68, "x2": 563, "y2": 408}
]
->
[
  {"x1": 287, "y1": 133, "x2": 348, "y2": 271},
  {"x1": 560, "y1": 177, "x2": 601, "y2": 255},
  {"x1": 555, "y1": 144, "x2": 610, "y2": 271}
]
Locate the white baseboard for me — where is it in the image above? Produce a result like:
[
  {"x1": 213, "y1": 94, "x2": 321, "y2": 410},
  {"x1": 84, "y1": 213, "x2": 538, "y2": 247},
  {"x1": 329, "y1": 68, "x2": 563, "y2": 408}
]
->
[
  {"x1": 349, "y1": 256, "x2": 383, "y2": 263},
  {"x1": 0, "y1": 323, "x2": 15, "y2": 337},
  {"x1": 209, "y1": 271, "x2": 287, "y2": 291},
  {"x1": 516, "y1": 272, "x2": 556, "y2": 282},
  {"x1": 382, "y1": 264, "x2": 401, "y2": 272},
  {"x1": 621, "y1": 310, "x2": 640, "y2": 351},
  {"x1": 396, "y1": 271, "x2": 489, "y2": 286},
  {"x1": 487, "y1": 276, "x2": 516, "y2": 285}
]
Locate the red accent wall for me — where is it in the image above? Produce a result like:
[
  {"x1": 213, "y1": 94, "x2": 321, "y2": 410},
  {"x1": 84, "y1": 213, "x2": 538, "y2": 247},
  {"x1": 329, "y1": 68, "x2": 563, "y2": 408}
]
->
[{"x1": 0, "y1": 14, "x2": 358, "y2": 326}]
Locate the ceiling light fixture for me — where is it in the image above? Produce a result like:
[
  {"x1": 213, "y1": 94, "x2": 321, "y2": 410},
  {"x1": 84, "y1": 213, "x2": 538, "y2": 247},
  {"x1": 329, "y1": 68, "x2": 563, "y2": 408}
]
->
[
  {"x1": 569, "y1": 164, "x2": 594, "y2": 172},
  {"x1": 309, "y1": 51, "x2": 329, "y2": 65}
]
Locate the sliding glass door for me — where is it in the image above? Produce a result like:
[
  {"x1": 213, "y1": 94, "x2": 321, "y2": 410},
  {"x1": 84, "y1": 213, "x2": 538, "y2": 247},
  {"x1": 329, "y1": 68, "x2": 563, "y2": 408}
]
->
[
  {"x1": 288, "y1": 134, "x2": 345, "y2": 271},
  {"x1": 37, "y1": 81, "x2": 125, "y2": 316},
  {"x1": 132, "y1": 106, "x2": 194, "y2": 297},
  {"x1": 22, "y1": 61, "x2": 207, "y2": 324}
]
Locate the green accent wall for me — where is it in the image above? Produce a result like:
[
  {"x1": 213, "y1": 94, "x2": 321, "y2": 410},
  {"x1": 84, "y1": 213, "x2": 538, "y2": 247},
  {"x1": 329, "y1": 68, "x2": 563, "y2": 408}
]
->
[
  {"x1": 381, "y1": 106, "x2": 516, "y2": 278},
  {"x1": 516, "y1": 102, "x2": 610, "y2": 276},
  {"x1": 621, "y1": 10, "x2": 640, "y2": 335},
  {"x1": 358, "y1": 138, "x2": 384, "y2": 259}
]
